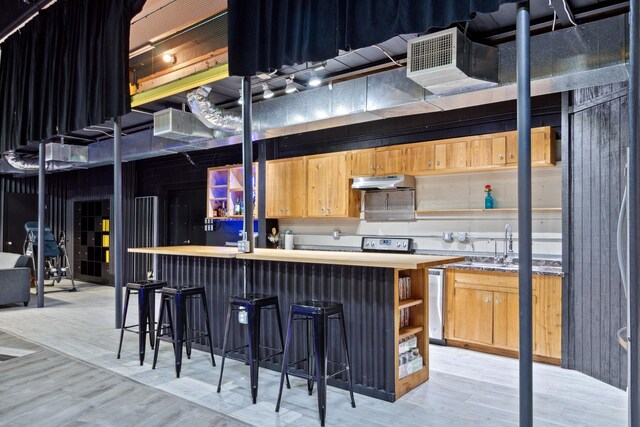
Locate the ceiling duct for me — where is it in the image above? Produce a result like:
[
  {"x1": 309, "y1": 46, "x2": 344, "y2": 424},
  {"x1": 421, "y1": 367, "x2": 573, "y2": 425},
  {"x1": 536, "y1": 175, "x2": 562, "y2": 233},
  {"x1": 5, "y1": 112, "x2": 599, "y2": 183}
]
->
[
  {"x1": 2, "y1": 149, "x2": 75, "y2": 172},
  {"x1": 186, "y1": 86, "x2": 242, "y2": 132},
  {"x1": 407, "y1": 28, "x2": 498, "y2": 95},
  {"x1": 45, "y1": 142, "x2": 88, "y2": 163},
  {"x1": 154, "y1": 108, "x2": 218, "y2": 142}
]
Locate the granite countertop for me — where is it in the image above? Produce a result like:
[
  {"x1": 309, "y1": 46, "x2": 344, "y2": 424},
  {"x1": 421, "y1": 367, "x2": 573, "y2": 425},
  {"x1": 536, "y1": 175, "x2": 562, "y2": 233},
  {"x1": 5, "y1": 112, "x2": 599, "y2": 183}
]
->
[{"x1": 439, "y1": 256, "x2": 564, "y2": 277}]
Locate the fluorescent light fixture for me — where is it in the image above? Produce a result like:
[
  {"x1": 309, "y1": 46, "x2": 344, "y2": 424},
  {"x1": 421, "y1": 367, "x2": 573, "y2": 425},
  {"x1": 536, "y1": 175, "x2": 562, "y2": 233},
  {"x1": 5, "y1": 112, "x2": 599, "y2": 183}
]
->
[
  {"x1": 285, "y1": 76, "x2": 297, "y2": 94},
  {"x1": 162, "y1": 53, "x2": 176, "y2": 64},
  {"x1": 308, "y1": 75, "x2": 321, "y2": 87},
  {"x1": 262, "y1": 83, "x2": 274, "y2": 99}
]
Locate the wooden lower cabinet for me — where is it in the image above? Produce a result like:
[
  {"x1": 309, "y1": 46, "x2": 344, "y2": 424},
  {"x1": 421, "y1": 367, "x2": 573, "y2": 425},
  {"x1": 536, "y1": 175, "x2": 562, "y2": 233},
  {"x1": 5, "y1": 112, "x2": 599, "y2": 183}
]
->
[{"x1": 445, "y1": 269, "x2": 562, "y2": 363}]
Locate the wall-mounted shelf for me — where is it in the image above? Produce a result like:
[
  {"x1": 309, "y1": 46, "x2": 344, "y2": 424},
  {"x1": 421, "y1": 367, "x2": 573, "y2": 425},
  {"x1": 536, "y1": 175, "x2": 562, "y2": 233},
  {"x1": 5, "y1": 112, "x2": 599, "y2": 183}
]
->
[
  {"x1": 206, "y1": 164, "x2": 257, "y2": 219},
  {"x1": 415, "y1": 207, "x2": 561, "y2": 214}
]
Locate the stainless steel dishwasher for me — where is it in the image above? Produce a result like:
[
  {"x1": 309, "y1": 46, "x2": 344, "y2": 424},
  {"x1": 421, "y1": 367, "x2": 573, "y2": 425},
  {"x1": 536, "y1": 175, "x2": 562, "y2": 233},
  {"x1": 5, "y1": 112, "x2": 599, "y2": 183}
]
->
[{"x1": 428, "y1": 268, "x2": 446, "y2": 345}]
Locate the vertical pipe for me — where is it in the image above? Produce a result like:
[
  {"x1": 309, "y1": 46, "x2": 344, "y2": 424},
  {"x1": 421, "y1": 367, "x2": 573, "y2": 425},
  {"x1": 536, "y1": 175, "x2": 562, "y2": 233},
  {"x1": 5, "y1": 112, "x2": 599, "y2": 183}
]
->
[
  {"x1": 114, "y1": 117, "x2": 123, "y2": 328},
  {"x1": 258, "y1": 140, "x2": 266, "y2": 249},
  {"x1": 628, "y1": 1, "x2": 639, "y2": 424},
  {"x1": 560, "y1": 92, "x2": 571, "y2": 368},
  {"x1": 241, "y1": 76, "x2": 253, "y2": 253},
  {"x1": 37, "y1": 142, "x2": 45, "y2": 308},
  {"x1": 517, "y1": 2, "x2": 533, "y2": 426}
]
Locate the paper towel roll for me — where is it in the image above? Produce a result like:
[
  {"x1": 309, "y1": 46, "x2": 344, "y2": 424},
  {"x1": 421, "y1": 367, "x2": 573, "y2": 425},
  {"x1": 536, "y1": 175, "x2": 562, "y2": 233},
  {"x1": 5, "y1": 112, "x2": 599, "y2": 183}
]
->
[{"x1": 284, "y1": 233, "x2": 294, "y2": 250}]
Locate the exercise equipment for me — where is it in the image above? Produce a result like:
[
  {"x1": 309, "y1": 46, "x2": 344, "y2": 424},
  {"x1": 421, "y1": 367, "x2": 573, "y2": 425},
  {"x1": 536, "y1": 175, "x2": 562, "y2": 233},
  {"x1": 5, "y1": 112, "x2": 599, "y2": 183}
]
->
[{"x1": 23, "y1": 221, "x2": 76, "y2": 291}]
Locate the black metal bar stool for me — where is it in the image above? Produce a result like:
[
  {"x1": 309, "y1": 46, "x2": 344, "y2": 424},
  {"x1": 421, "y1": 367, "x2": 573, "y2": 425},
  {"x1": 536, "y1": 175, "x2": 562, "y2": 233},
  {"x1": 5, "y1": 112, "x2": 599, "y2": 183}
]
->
[
  {"x1": 117, "y1": 279, "x2": 167, "y2": 365},
  {"x1": 152, "y1": 285, "x2": 216, "y2": 377},
  {"x1": 217, "y1": 293, "x2": 290, "y2": 403},
  {"x1": 276, "y1": 300, "x2": 355, "y2": 427}
]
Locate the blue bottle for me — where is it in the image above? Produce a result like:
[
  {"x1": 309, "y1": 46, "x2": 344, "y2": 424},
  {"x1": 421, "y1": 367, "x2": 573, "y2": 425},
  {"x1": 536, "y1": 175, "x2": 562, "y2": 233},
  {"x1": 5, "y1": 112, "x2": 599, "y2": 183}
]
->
[{"x1": 485, "y1": 192, "x2": 494, "y2": 209}]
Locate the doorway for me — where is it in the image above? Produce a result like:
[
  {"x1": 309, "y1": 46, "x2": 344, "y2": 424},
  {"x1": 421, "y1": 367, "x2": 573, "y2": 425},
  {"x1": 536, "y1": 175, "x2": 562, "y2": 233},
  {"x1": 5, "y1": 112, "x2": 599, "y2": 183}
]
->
[
  {"x1": 2, "y1": 193, "x2": 38, "y2": 254},
  {"x1": 167, "y1": 188, "x2": 205, "y2": 246}
]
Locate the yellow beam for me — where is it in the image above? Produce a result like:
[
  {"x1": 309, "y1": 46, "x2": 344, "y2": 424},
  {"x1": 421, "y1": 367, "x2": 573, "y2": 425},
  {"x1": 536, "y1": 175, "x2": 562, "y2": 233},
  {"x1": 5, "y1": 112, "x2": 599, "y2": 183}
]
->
[{"x1": 130, "y1": 63, "x2": 229, "y2": 108}]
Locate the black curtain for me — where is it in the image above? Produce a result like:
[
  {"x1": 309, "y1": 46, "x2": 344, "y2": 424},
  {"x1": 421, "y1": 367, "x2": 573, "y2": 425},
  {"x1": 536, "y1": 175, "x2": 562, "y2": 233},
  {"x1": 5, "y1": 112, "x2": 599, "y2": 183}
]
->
[
  {"x1": 0, "y1": 0, "x2": 145, "y2": 151},
  {"x1": 228, "y1": 0, "x2": 518, "y2": 76}
]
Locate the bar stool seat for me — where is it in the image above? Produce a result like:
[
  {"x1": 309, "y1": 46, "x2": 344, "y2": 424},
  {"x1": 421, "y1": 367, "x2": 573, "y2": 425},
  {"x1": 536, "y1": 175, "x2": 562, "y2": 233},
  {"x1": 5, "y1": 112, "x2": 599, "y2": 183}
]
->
[
  {"x1": 152, "y1": 285, "x2": 216, "y2": 377},
  {"x1": 217, "y1": 292, "x2": 290, "y2": 404},
  {"x1": 276, "y1": 300, "x2": 355, "y2": 426},
  {"x1": 117, "y1": 279, "x2": 167, "y2": 365}
]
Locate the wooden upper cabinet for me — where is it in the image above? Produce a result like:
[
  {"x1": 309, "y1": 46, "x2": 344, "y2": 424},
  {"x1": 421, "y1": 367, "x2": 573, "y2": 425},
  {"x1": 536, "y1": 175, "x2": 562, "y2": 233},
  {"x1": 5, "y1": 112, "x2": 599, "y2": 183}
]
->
[
  {"x1": 470, "y1": 136, "x2": 507, "y2": 168},
  {"x1": 266, "y1": 158, "x2": 306, "y2": 218},
  {"x1": 307, "y1": 152, "x2": 359, "y2": 218},
  {"x1": 375, "y1": 147, "x2": 405, "y2": 175},
  {"x1": 405, "y1": 143, "x2": 435, "y2": 174},
  {"x1": 435, "y1": 140, "x2": 469, "y2": 170},
  {"x1": 349, "y1": 149, "x2": 376, "y2": 176},
  {"x1": 531, "y1": 127, "x2": 556, "y2": 165}
]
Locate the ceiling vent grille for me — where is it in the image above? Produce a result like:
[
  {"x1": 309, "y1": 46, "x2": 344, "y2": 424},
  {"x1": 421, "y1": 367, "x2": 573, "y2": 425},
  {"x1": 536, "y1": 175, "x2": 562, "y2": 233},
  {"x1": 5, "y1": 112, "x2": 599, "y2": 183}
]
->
[
  {"x1": 409, "y1": 30, "x2": 455, "y2": 73},
  {"x1": 407, "y1": 28, "x2": 498, "y2": 95}
]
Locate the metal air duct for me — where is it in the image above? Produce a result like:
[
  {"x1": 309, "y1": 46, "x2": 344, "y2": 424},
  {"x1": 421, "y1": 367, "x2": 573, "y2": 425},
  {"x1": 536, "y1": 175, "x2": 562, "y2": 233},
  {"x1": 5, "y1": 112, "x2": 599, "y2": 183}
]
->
[{"x1": 186, "y1": 86, "x2": 243, "y2": 132}]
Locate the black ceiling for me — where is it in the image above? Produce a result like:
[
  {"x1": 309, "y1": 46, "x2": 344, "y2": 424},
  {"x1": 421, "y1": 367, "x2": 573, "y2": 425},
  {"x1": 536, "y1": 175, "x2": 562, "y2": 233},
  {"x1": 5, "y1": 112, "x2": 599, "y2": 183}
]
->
[{"x1": 3, "y1": 0, "x2": 630, "y2": 153}]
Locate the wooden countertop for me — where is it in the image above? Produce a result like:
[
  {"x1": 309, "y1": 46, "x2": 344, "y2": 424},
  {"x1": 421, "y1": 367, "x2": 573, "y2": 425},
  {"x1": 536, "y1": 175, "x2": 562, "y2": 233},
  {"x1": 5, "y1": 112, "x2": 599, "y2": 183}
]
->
[
  {"x1": 237, "y1": 248, "x2": 464, "y2": 269},
  {"x1": 128, "y1": 245, "x2": 238, "y2": 258}
]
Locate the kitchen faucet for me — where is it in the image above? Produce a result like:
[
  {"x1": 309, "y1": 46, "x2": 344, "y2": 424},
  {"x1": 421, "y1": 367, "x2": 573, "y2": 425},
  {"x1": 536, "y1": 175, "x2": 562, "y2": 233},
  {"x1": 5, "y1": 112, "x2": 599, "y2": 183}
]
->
[{"x1": 498, "y1": 223, "x2": 513, "y2": 264}]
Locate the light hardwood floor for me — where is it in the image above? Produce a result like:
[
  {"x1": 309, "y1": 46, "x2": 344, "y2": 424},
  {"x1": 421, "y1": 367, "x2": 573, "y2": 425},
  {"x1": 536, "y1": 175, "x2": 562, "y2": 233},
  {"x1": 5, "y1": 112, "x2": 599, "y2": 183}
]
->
[{"x1": 0, "y1": 283, "x2": 627, "y2": 426}]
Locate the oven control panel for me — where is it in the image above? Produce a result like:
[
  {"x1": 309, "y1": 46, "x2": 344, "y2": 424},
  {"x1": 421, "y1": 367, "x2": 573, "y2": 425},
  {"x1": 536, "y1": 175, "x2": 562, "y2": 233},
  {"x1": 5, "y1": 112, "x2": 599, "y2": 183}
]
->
[{"x1": 361, "y1": 237, "x2": 414, "y2": 253}]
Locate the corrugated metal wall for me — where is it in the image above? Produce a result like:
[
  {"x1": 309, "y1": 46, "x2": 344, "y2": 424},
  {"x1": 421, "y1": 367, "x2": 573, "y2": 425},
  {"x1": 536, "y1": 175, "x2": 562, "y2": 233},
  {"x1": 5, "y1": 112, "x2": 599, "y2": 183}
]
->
[
  {"x1": 565, "y1": 82, "x2": 628, "y2": 389},
  {"x1": 158, "y1": 255, "x2": 396, "y2": 401}
]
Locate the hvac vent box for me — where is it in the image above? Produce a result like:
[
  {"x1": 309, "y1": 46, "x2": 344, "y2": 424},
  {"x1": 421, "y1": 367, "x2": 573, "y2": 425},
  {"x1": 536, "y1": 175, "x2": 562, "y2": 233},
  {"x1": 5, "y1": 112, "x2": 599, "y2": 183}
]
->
[
  {"x1": 407, "y1": 28, "x2": 498, "y2": 95},
  {"x1": 45, "y1": 143, "x2": 88, "y2": 163},
  {"x1": 154, "y1": 108, "x2": 214, "y2": 142}
]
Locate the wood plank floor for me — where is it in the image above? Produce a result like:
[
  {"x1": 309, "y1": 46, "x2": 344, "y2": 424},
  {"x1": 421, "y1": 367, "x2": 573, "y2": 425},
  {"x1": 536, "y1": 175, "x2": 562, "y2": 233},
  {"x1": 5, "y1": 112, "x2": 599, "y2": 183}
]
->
[{"x1": 0, "y1": 283, "x2": 628, "y2": 426}]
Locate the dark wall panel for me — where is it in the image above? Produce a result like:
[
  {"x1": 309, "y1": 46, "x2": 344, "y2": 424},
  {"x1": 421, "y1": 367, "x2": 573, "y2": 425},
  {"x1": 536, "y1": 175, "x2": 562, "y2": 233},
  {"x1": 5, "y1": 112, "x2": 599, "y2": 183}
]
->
[{"x1": 566, "y1": 82, "x2": 627, "y2": 389}]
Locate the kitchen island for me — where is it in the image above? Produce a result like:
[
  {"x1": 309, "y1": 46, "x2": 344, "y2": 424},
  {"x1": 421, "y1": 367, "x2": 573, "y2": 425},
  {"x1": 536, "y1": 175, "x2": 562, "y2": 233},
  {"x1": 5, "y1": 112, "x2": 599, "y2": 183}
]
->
[{"x1": 128, "y1": 245, "x2": 462, "y2": 401}]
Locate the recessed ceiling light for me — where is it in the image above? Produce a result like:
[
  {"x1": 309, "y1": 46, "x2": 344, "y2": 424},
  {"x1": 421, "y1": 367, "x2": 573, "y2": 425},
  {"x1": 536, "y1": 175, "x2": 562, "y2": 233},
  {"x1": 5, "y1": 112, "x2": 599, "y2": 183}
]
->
[{"x1": 162, "y1": 53, "x2": 176, "y2": 64}]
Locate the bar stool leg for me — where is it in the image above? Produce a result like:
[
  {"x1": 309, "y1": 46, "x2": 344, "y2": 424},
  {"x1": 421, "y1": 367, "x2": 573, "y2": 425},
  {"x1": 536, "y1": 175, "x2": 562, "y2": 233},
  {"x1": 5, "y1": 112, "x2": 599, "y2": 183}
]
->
[
  {"x1": 148, "y1": 290, "x2": 156, "y2": 349},
  {"x1": 313, "y1": 312, "x2": 328, "y2": 427},
  {"x1": 339, "y1": 307, "x2": 356, "y2": 408},
  {"x1": 275, "y1": 307, "x2": 295, "y2": 413},
  {"x1": 152, "y1": 293, "x2": 167, "y2": 369},
  {"x1": 273, "y1": 300, "x2": 290, "y2": 389},
  {"x1": 200, "y1": 290, "x2": 216, "y2": 367},
  {"x1": 185, "y1": 305, "x2": 192, "y2": 359},
  {"x1": 117, "y1": 287, "x2": 131, "y2": 359},
  {"x1": 247, "y1": 304, "x2": 260, "y2": 404},
  {"x1": 138, "y1": 287, "x2": 149, "y2": 365},
  {"x1": 307, "y1": 318, "x2": 314, "y2": 395},
  {"x1": 174, "y1": 291, "x2": 186, "y2": 378},
  {"x1": 217, "y1": 302, "x2": 234, "y2": 393}
]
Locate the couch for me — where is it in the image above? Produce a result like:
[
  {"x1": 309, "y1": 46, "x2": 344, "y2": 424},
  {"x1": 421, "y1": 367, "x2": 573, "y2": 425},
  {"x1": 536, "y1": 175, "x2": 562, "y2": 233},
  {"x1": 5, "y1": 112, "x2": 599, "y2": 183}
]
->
[{"x1": 0, "y1": 252, "x2": 31, "y2": 306}]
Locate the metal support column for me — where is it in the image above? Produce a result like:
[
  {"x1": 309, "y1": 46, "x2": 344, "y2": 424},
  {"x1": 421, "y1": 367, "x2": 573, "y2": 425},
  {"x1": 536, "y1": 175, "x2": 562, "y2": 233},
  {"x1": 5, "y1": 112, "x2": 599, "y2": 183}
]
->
[
  {"x1": 241, "y1": 76, "x2": 254, "y2": 254},
  {"x1": 114, "y1": 117, "x2": 123, "y2": 328},
  {"x1": 258, "y1": 140, "x2": 266, "y2": 249},
  {"x1": 628, "y1": 0, "x2": 639, "y2": 424},
  {"x1": 37, "y1": 142, "x2": 45, "y2": 308},
  {"x1": 516, "y1": 2, "x2": 533, "y2": 426}
]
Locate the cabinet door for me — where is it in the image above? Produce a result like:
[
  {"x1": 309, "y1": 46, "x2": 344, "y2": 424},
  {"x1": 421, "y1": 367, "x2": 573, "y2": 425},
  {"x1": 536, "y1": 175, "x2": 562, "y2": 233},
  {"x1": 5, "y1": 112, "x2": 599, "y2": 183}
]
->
[
  {"x1": 324, "y1": 153, "x2": 348, "y2": 216},
  {"x1": 531, "y1": 128, "x2": 555, "y2": 165},
  {"x1": 435, "y1": 140, "x2": 468, "y2": 170},
  {"x1": 453, "y1": 287, "x2": 494, "y2": 344},
  {"x1": 375, "y1": 147, "x2": 405, "y2": 175},
  {"x1": 533, "y1": 276, "x2": 562, "y2": 359},
  {"x1": 350, "y1": 149, "x2": 376, "y2": 176},
  {"x1": 491, "y1": 136, "x2": 507, "y2": 165},
  {"x1": 267, "y1": 158, "x2": 306, "y2": 218},
  {"x1": 469, "y1": 138, "x2": 494, "y2": 168},
  {"x1": 493, "y1": 291, "x2": 519, "y2": 350},
  {"x1": 505, "y1": 131, "x2": 518, "y2": 164},
  {"x1": 406, "y1": 143, "x2": 435, "y2": 174},
  {"x1": 306, "y1": 156, "x2": 327, "y2": 217}
]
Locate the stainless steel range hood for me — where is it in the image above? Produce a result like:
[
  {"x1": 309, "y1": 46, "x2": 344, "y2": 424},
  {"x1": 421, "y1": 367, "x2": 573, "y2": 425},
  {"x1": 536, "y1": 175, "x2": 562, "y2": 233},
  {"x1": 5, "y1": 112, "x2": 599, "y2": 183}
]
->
[{"x1": 352, "y1": 175, "x2": 415, "y2": 190}]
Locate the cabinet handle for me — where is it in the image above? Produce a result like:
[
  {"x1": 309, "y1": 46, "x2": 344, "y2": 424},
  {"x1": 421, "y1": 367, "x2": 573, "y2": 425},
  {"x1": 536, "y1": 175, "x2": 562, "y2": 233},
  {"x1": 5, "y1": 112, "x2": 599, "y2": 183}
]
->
[
  {"x1": 510, "y1": 153, "x2": 515, "y2": 158},
  {"x1": 436, "y1": 160, "x2": 440, "y2": 165},
  {"x1": 428, "y1": 161, "x2": 433, "y2": 166},
  {"x1": 495, "y1": 298, "x2": 501, "y2": 304},
  {"x1": 484, "y1": 297, "x2": 492, "y2": 303},
  {"x1": 321, "y1": 208, "x2": 325, "y2": 213},
  {"x1": 498, "y1": 154, "x2": 504, "y2": 159}
]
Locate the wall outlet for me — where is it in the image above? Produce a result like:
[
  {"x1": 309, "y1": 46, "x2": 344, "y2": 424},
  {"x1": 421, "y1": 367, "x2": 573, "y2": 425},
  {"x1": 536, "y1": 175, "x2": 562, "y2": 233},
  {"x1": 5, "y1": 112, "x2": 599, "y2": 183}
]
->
[
  {"x1": 442, "y1": 232, "x2": 454, "y2": 243},
  {"x1": 457, "y1": 232, "x2": 468, "y2": 243}
]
